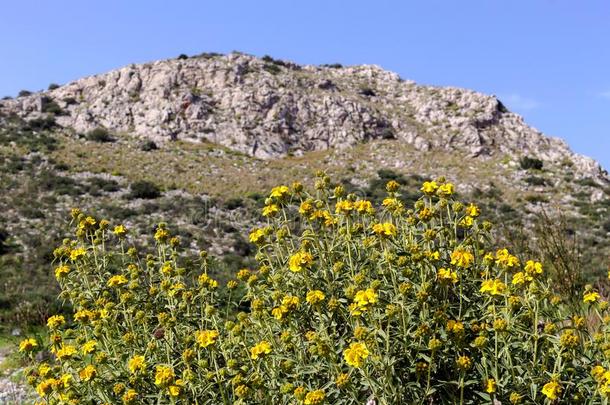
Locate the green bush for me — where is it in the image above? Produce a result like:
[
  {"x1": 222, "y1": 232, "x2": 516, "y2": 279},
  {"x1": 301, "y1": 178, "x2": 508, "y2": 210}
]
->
[
  {"x1": 27, "y1": 116, "x2": 57, "y2": 131},
  {"x1": 18, "y1": 177, "x2": 610, "y2": 404},
  {"x1": 519, "y1": 156, "x2": 543, "y2": 171},
  {"x1": 263, "y1": 64, "x2": 282, "y2": 75},
  {"x1": 524, "y1": 176, "x2": 547, "y2": 186},
  {"x1": 86, "y1": 127, "x2": 115, "y2": 143},
  {"x1": 140, "y1": 140, "x2": 158, "y2": 151},
  {"x1": 128, "y1": 180, "x2": 161, "y2": 199}
]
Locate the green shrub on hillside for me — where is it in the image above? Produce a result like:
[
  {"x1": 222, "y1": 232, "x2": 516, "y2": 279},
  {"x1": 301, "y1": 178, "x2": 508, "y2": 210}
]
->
[
  {"x1": 128, "y1": 180, "x2": 161, "y2": 199},
  {"x1": 19, "y1": 175, "x2": 610, "y2": 404},
  {"x1": 86, "y1": 127, "x2": 115, "y2": 143},
  {"x1": 520, "y1": 156, "x2": 543, "y2": 171}
]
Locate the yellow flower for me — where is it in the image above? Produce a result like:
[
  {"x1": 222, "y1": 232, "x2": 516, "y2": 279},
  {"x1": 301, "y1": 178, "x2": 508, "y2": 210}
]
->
[
  {"x1": 591, "y1": 365, "x2": 606, "y2": 382},
  {"x1": 289, "y1": 251, "x2": 314, "y2": 272},
  {"x1": 272, "y1": 305, "x2": 288, "y2": 320},
  {"x1": 70, "y1": 247, "x2": 87, "y2": 261},
  {"x1": 304, "y1": 389, "x2": 326, "y2": 404},
  {"x1": 250, "y1": 341, "x2": 272, "y2": 360},
  {"x1": 421, "y1": 181, "x2": 438, "y2": 195},
  {"x1": 437, "y1": 183, "x2": 454, "y2": 197},
  {"x1": 354, "y1": 200, "x2": 374, "y2": 214},
  {"x1": 447, "y1": 320, "x2": 465, "y2": 335},
  {"x1": 524, "y1": 260, "x2": 543, "y2": 275},
  {"x1": 466, "y1": 203, "x2": 480, "y2": 217},
  {"x1": 113, "y1": 224, "x2": 128, "y2": 237},
  {"x1": 509, "y1": 392, "x2": 522, "y2": 404},
  {"x1": 78, "y1": 216, "x2": 97, "y2": 229},
  {"x1": 82, "y1": 340, "x2": 97, "y2": 354},
  {"x1": 437, "y1": 268, "x2": 458, "y2": 284},
  {"x1": 458, "y1": 216, "x2": 473, "y2": 228},
  {"x1": 560, "y1": 329, "x2": 579, "y2": 348},
  {"x1": 249, "y1": 228, "x2": 266, "y2": 244},
  {"x1": 343, "y1": 342, "x2": 369, "y2": 368},
  {"x1": 122, "y1": 389, "x2": 138, "y2": 404},
  {"x1": 270, "y1": 185, "x2": 290, "y2": 199},
  {"x1": 55, "y1": 344, "x2": 77, "y2": 360},
  {"x1": 372, "y1": 222, "x2": 397, "y2": 237},
  {"x1": 195, "y1": 330, "x2": 219, "y2": 348},
  {"x1": 262, "y1": 204, "x2": 279, "y2": 217},
  {"x1": 451, "y1": 249, "x2": 474, "y2": 268},
  {"x1": 584, "y1": 291, "x2": 601, "y2": 303},
  {"x1": 47, "y1": 314, "x2": 65, "y2": 329},
  {"x1": 480, "y1": 279, "x2": 507, "y2": 296},
  {"x1": 54, "y1": 265, "x2": 71, "y2": 280},
  {"x1": 19, "y1": 338, "x2": 37, "y2": 352},
  {"x1": 541, "y1": 380, "x2": 561, "y2": 400},
  {"x1": 294, "y1": 386, "x2": 306, "y2": 401},
  {"x1": 335, "y1": 200, "x2": 354, "y2": 214},
  {"x1": 282, "y1": 295, "x2": 300, "y2": 309},
  {"x1": 485, "y1": 378, "x2": 497, "y2": 394},
  {"x1": 418, "y1": 207, "x2": 434, "y2": 221},
  {"x1": 456, "y1": 355, "x2": 472, "y2": 371},
  {"x1": 299, "y1": 201, "x2": 314, "y2": 215},
  {"x1": 155, "y1": 228, "x2": 170, "y2": 244},
  {"x1": 511, "y1": 272, "x2": 532, "y2": 286},
  {"x1": 74, "y1": 309, "x2": 95, "y2": 323},
  {"x1": 168, "y1": 380, "x2": 184, "y2": 397},
  {"x1": 36, "y1": 379, "x2": 55, "y2": 397},
  {"x1": 79, "y1": 365, "x2": 97, "y2": 382},
  {"x1": 107, "y1": 274, "x2": 128, "y2": 287},
  {"x1": 128, "y1": 355, "x2": 146, "y2": 374},
  {"x1": 335, "y1": 373, "x2": 350, "y2": 388},
  {"x1": 306, "y1": 290, "x2": 326, "y2": 305},
  {"x1": 154, "y1": 365, "x2": 175, "y2": 387},
  {"x1": 352, "y1": 288, "x2": 378, "y2": 313},
  {"x1": 386, "y1": 180, "x2": 400, "y2": 192},
  {"x1": 495, "y1": 248, "x2": 520, "y2": 268},
  {"x1": 38, "y1": 363, "x2": 52, "y2": 377},
  {"x1": 382, "y1": 198, "x2": 404, "y2": 213}
]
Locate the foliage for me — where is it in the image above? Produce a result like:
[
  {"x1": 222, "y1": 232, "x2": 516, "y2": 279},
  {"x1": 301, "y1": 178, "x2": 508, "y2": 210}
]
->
[
  {"x1": 86, "y1": 128, "x2": 115, "y2": 143},
  {"x1": 520, "y1": 156, "x2": 544, "y2": 171},
  {"x1": 127, "y1": 180, "x2": 161, "y2": 200},
  {"x1": 140, "y1": 140, "x2": 158, "y2": 152},
  {"x1": 19, "y1": 176, "x2": 610, "y2": 404}
]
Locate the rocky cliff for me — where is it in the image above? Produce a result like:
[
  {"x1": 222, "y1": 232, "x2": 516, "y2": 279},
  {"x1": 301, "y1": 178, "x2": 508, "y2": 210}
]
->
[{"x1": 1, "y1": 52, "x2": 605, "y2": 179}]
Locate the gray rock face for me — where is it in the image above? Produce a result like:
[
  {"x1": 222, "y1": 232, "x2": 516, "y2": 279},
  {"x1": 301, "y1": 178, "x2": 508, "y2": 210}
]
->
[{"x1": 1, "y1": 52, "x2": 605, "y2": 179}]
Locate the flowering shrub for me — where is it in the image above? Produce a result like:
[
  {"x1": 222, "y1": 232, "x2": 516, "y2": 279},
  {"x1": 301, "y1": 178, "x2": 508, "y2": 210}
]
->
[{"x1": 20, "y1": 173, "x2": 610, "y2": 404}]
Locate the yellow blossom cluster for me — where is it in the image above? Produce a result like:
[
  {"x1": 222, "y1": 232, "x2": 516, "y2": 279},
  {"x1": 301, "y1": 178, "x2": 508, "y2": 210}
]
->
[{"x1": 20, "y1": 175, "x2": 610, "y2": 404}]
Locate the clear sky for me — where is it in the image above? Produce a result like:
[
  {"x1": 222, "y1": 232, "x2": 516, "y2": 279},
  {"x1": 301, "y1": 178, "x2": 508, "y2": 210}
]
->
[{"x1": 1, "y1": 0, "x2": 608, "y2": 169}]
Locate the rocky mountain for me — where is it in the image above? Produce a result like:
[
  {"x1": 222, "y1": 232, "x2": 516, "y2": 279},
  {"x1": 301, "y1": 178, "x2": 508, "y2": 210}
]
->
[
  {"x1": 1, "y1": 52, "x2": 604, "y2": 177},
  {"x1": 0, "y1": 51, "x2": 608, "y2": 326}
]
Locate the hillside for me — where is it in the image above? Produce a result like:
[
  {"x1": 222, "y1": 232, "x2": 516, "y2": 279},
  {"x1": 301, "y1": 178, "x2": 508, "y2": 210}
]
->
[{"x1": 0, "y1": 51, "x2": 608, "y2": 325}]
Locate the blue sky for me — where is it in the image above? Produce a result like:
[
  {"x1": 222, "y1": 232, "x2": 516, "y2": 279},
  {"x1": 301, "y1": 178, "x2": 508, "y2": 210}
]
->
[{"x1": 1, "y1": 0, "x2": 608, "y2": 169}]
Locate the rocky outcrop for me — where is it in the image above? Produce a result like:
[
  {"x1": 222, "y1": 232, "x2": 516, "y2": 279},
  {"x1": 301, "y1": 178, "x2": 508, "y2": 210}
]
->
[{"x1": 1, "y1": 52, "x2": 605, "y2": 179}]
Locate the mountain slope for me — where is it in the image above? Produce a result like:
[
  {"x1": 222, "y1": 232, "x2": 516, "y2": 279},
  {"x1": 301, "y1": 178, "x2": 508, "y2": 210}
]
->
[
  {"x1": 0, "y1": 51, "x2": 608, "y2": 326},
  {"x1": 1, "y1": 52, "x2": 604, "y2": 177}
]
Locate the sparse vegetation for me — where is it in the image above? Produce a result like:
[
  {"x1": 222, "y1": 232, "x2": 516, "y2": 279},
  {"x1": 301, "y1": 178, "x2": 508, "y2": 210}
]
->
[
  {"x1": 519, "y1": 156, "x2": 544, "y2": 171},
  {"x1": 86, "y1": 127, "x2": 115, "y2": 143}
]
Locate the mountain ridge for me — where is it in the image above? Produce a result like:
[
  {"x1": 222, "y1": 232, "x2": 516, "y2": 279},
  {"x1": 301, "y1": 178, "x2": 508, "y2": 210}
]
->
[{"x1": 0, "y1": 52, "x2": 605, "y2": 180}]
